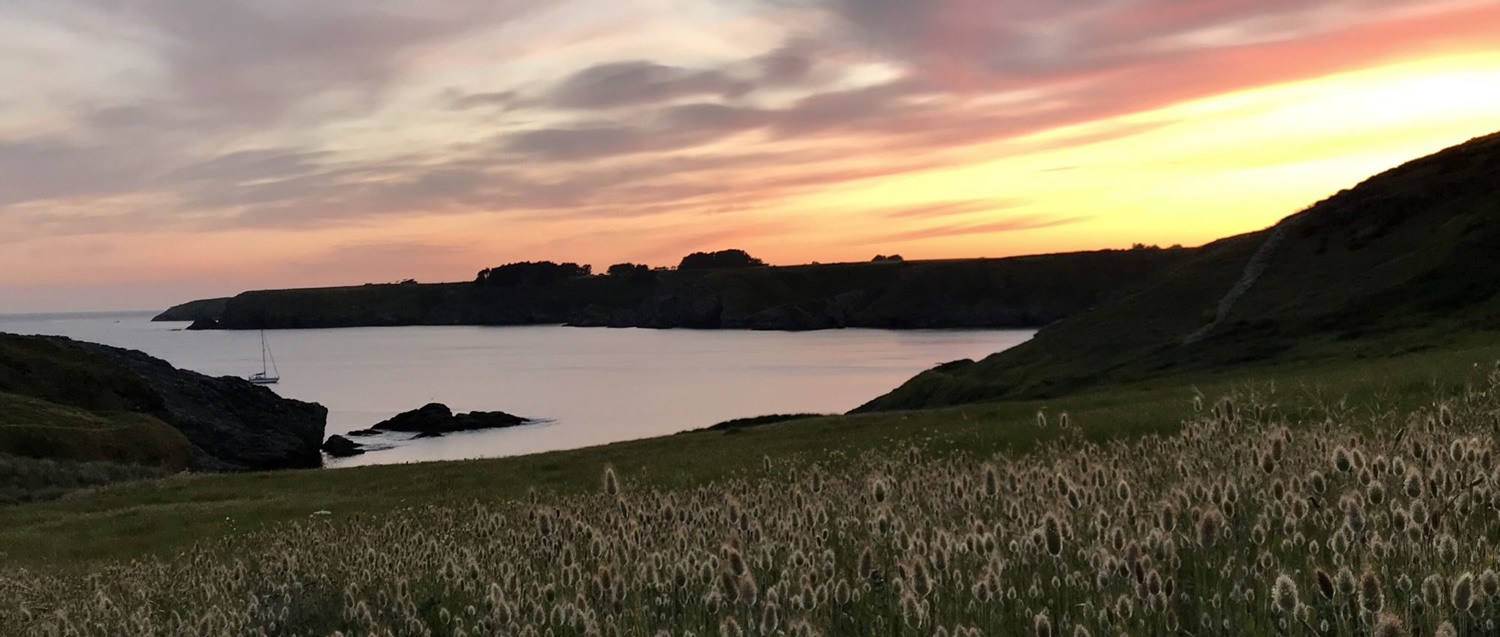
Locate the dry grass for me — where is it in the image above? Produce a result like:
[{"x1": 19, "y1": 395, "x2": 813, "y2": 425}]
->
[{"x1": 8, "y1": 365, "x2": 1500, "y2": 636}]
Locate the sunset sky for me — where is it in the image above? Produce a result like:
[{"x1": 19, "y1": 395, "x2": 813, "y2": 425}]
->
[{"x1": 3, "y1": 0, "x2": 1500, "y2": 312}]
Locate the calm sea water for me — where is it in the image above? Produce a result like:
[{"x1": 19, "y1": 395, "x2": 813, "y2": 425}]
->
[{"x1": 0, "y1": 312, "x2": 1031, "y2": 467}]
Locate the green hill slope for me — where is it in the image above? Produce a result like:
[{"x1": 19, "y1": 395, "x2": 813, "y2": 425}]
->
[
  {"x1": 860, "y1": 131, "x2": 1500, "y2": 410},
  {"x1": 0, "y1": 333, "x2": 326, "y2": 477},
  {"x1": 0, "y1": 391, "x2": 193, "y2": 468},
  {"x1": 0, "y1": 334, "x2": 195, "y2": 469}
]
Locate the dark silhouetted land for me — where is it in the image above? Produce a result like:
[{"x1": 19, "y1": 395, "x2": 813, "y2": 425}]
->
[{"x1": 158, "y1": 250, "x2": 1196, "y2": 331}]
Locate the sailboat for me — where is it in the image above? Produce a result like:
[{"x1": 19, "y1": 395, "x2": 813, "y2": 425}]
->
[{"x1": 248, "y1": 330, "x2": 281, "y2": 385}]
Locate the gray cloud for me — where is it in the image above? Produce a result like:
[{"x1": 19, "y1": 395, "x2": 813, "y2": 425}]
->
[
  {"x1": 547, "y1": 61, "x2": 754, "y2": 110},
  {"x1": 780, "y1": 0, "x2": 1451, "y2": 79},
  {"x1": 753, "y1": 37, "x2": 824, "y2": 85},
  {"x1": 0, "y1": 138, "x2": 163, "y2": 208},
  {"x1": 2, "y1": 0, "x2": 1494, "y2": 243},
  {"x1": 166, "y1": 148, "x2": 331, "y2": 183},
  {"x1": 449, "y1": 90, "x2": 521, "y2": 111},
  {"x1": 500, "y1": 102, "x2": 775, "y2": 162},
  {"x1": 111, "y1": 0, "x2": 538, "y2": 126}
]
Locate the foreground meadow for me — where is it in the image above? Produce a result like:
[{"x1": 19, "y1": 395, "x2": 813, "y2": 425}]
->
[{"x1": 6, "y1": 362, "x2": 1500, "y2": 636}]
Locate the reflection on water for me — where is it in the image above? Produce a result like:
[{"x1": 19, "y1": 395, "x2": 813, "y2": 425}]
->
[{"x1": 0, "y1": 312, "x2": 1032, "y2": 467}]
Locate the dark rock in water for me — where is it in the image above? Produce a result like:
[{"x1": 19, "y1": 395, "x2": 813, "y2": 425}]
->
[
  {"x1": 185, "y1": 318, "x2": 220, "y2": 331},
  {"x1": 346, "y1": 428, "x2": 382, "y2": 437},
  {"x1": 371, "y1": 403, "x2": 529, "y2": 436},
  {"x1": 322, "y1": 435, "x2": 365, "y2": 457},
  {"x1": 372, "y1": 403, "x2": 454, "y2": 433},
  {"x1": 411, "y1": 431, "x2": 444, "y2": 439},
  {"x1": 44, "y1": 337, "x2": 327, "y2": 471},
  {"x1": 450, "y1": 410, "x2": 527, "y2": 430}
]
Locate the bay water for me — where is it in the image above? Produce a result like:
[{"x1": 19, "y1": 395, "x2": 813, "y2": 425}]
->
[{"x1": 0, "y1": 312, "x2": 1031, "y2": 467}]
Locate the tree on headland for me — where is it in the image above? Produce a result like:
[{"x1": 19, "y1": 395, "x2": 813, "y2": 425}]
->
[
  {"x1": 872, "y1": 254, "x2": 904, "y2": 262},
  {"x1": 678, "y1": 249, "x2": 765, "y2": 270},
  {"x1": 607, "y1": 263, "x2": 650, "y2": 277},
  {"x1": 607, "y1": 263, "x2": 656, "y2": 284},
  {"x1": 475, "y1": 261, "x2": 591, "y2": 287}
]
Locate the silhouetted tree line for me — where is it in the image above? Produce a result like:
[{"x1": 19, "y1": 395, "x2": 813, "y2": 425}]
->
[
  {"x1": 607, "y1": 263, "x2": 656, "y2": 284},
  {"x1": 471, "y1": 250, "x2": 766, "y2": 287},
  {"x1": 475, "y1": 261, "x2": 592, "y2": 287},
  {"x1": 871, "y1": 254, "x2": 904, "y2": 262},
  {"x1": 678, "y1": 249, "x2": 765, "y2": 270}
]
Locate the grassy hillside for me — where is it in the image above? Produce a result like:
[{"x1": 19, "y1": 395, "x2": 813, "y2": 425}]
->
[
  {"x1": 0, "y1": 334, "x2": 193, "y2": 469},
  {"x1": 860, "y1": 131, "x2": 1500, "y2": 411},
  {"x1": 0, "y1": 336, "x2": 195, "y2": 502},
  {"x1": 0, "y1": 332, "x2": 324, "y2": 484},
  {"x1": 0, "y1": 334, "x2": 162, "y2": 413},
  {"x1": 3, "y1": 336, "x2": 1495, "y2": 568},
  {"x1": 2, "y1": 341, "x2": 1498, "y2": 634},
  {"x1": 0, "y1": 392, "x2": 193, "y2": 469}
]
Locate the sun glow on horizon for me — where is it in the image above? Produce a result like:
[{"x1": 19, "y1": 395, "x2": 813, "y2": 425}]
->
[{"x1": 766, "y1": 53, "x2": 1500, "y2": 262}]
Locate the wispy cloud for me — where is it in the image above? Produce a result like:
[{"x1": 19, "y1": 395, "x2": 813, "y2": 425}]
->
[
  {"x1": 2, "y1": 0, "x2": 1499, "y2": 309},
  {"x1": 870, "y1": 215, "x2": 1092, "y2": 243},
  {"x1": 881, "y1": 199, "x2": 1029, "y2": 220}
]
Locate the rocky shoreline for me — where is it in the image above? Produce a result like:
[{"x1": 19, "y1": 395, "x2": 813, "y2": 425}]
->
[
  {"x1": 5, "y1": 335, "x2": 327, "y2": 471},
  {"x1": 322, "y1": 403, "x2": 533, "y2": 457}
]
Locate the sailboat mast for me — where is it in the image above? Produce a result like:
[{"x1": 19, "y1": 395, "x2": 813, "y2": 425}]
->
[{"x1": 261, "y1": 330, "x2": 268, "y2": 375}]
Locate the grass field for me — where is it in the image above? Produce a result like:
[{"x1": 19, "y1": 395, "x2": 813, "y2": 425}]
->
[
  {"x1": 0, "y1": 392, "x2": 193, "y2": 470},
  {"x1": 4, "y1": 340, "x2": 1500, "y2": 634},
  {"x1": 4, "y1": 338, "x2": 1497, "y2": 572}
]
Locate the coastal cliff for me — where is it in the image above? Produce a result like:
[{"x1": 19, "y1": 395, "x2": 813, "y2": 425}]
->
[
  {"x1": 0, "y1": 333, "x2": 326, "y2": 472},
  {"x1": 159, "y1": 250, "x2": 1196, "y2": 331},
  {"x1": 150, "y1": 297, "x2": 230, "y2": 322}
]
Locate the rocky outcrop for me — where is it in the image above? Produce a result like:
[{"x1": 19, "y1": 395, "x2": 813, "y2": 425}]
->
[
  {"x1": 321, "y1": 435, "x2": 365, "y2": 457},
  {"x1": 185, "y1": 318, "x2": 221, "y2": 331},
  {"x1": 371, "y1": 403, "x2": 453, "y2": 432},
  {"x1": 46, "y1": 337, "x2": 327, "y2": 471},
  {"x1": 152, "y1": 298, "x2": 230, "y2": 322},
  {"x1": 369, "y1": 402, "x2": 529, "y2": 438}
]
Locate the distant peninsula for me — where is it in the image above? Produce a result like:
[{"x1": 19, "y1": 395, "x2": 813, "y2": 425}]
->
[{"x1": 156, "y1": 248, "x2": 1195, "y2": 331}]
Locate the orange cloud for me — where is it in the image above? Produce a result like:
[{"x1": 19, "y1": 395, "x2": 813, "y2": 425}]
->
[{"x1": 3, "y1": 0, "x2": 1500, "y2": 311}]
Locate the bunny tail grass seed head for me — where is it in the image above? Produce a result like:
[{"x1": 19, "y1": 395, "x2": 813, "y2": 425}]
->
[
  {"x1": 1360, "y1": 569, "x2": 1384, "y2": 614},
  {"x1": 1033, "y1": 611, "x2": 1052, "y2": 637},
  {"x1": 1372, "y1": 613, "x2": 1410, "y2": 637},
  {"x1": 1272, "y1": 573, "x2": 1298, "y2": 613},
  {"x1": 601, "y1": 465, "x2": 619, "y2": 497}
]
